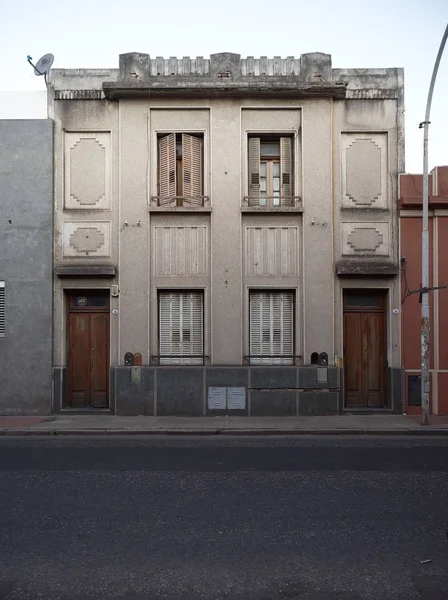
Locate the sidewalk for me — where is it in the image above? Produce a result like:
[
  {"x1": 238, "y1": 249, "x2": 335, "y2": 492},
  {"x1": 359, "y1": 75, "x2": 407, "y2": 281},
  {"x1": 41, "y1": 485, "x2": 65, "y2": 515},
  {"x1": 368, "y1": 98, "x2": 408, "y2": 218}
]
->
[{"x1": 1, "y1": 414, "x2": 448, "y2": 436}]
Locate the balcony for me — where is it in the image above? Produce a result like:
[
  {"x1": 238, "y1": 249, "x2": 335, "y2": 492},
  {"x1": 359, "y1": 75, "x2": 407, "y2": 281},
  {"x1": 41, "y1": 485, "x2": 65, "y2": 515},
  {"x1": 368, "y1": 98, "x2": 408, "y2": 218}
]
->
[
  {"x1": 149, "y1": 196, "x2": 211, "y2": 212},
  {"x1": 241, "y1": 196, "x2": 303, "y2": 213},
  {"x1": 243, "y1": 355, "x2": 302, "y2": 366}
]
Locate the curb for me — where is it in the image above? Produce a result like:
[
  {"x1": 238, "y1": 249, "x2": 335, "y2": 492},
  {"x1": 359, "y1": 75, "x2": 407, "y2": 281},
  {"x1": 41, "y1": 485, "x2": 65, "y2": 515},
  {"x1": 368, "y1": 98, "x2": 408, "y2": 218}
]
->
[{"x1": 0, "y1": 428, "x2": 447, "y2": 437}]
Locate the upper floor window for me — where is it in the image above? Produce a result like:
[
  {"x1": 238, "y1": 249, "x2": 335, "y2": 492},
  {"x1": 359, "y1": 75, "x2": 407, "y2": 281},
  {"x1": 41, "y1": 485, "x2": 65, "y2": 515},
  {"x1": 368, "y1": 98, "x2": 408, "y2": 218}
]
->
[
  {"x1": 247, "y1": 136, "x2": 295, "y2": 208},
  {"x1": 157, "y1": 133, "x2": 204, "y2": 207}
]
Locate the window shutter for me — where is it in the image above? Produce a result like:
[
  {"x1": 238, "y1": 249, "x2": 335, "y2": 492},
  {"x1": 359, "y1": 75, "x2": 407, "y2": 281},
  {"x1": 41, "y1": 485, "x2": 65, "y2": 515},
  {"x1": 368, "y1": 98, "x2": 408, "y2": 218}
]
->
[
  {"x1": 274, "y1": 292, "x2": 293, "y2": 362},
  {"x1": 159, "y1": 291, "x2": 203, "y2": 365},
  {"x1": 158, "y1": 133, "x2": 176, "y2": 200},
  {"x1": 182, "y1": 134, "x2": 203, "y2": 203},
  {"x1": 249, "y1": 291, "x2": 293, "y2": 365},
  {"x1": 0, "y1": 282, "x2": 5, "y2": 338},
  {"x1": 249, "y1": 292, "x2": 262, "y2": 361},
  {"x1": 280, "y1": 137, "x2": 293, "y2": 203},
  {"x1": 248, "y1": 137, "x2": 260, "y2": 198}
]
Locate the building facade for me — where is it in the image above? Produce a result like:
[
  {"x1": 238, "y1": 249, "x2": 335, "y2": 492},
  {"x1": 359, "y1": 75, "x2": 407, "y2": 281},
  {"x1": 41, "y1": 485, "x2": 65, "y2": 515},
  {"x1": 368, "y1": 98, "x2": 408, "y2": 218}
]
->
[
  {"x1": 47, "y1": 52, "x2": 404, "y2": 416},
  {"x1": 0, "y1": 120, "x2": 53, "y2": 414},
  {"x1": 400, "y1": 166, "x2": 448, "y2": 416}
]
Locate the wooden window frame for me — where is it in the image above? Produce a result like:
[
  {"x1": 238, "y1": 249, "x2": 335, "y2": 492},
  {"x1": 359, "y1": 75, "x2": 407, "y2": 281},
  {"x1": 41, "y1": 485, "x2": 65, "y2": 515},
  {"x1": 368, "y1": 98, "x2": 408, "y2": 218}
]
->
[
  {"x1": 157, "y1": 132, "x2": 205, "y2": 207},
  {"x1": 247, "y1": 135, "x2": 295, "y2": 208}
]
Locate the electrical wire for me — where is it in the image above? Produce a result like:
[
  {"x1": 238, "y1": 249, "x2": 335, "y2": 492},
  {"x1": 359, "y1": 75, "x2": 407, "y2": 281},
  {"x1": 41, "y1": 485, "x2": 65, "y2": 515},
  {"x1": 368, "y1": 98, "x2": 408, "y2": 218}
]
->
[{"x1": 400, "y1": 259, "x2": 410, "y2": 305}]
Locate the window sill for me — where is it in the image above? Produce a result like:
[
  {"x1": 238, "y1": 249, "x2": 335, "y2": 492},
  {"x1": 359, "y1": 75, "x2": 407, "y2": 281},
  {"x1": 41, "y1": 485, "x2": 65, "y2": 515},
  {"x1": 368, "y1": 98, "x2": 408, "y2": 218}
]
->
[
  {"x1": 241, "y1": 206, "x2": 304, "y2": 213},
  {"x1": 148, "y1": 206, "x2": 212, "y2": 213}
]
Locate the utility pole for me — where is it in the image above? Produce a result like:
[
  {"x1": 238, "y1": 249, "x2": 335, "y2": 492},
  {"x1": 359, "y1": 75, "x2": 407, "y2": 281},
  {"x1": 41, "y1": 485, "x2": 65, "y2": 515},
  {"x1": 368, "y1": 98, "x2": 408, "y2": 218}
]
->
[{"x1": 420, "y1": 24, "x2": 448, "y2": 426}]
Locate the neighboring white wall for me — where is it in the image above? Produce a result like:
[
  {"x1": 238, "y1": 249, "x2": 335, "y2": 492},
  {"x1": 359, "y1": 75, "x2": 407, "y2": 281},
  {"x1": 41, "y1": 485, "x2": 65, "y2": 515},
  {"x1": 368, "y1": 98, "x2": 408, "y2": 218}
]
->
[{"x1": 0, "y1": 91, "x2": 47, "y2": 119}]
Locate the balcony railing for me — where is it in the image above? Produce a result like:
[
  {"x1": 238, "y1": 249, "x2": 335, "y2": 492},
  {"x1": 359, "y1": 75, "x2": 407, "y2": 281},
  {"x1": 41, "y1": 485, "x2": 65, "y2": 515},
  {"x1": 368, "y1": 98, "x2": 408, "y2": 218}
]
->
[
  {"x1": 150, "y1": 196, "x2": 209, "y2": 208},
  {"x1": 151, "y1": 355, "x2": 209, "y2": 366},
  {"x1": 243, "y1": 355, "x2": 302, "y2": 366},
  {"x1": 242, "y1": 196, "x2": 302, "y2": 209}
]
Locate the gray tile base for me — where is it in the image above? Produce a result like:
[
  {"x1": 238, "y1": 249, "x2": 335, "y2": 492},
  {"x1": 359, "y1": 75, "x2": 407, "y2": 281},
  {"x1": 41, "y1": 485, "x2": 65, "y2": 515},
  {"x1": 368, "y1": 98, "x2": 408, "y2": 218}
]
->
[
  {"x1": 299, "y1": 367, "x2": 339, "y2": 389},
  {"x1": 116, "y1": 368, "x2": 154, "y2": 416},
  {"x1": 250, "y1": 367, "x2": 297, "y2": 389},
  {"x1": 52, "y1": 368, "x2": 65, "y2": 413},
  {"x1": 250, "y1": 391, "x2": 297, "y2": 416},
  {"x1": 157, "y1": 368, "x2": 203, "y2": 416},
  {"x1": 108, "y1": 366, "x2": 343, "y2": 417},
  {"x1": 299, "y1": 391, "x2": 339, "y2": 416},
  {"x1": 390, "y1": 367, "x2": 404, "y2": 414}
]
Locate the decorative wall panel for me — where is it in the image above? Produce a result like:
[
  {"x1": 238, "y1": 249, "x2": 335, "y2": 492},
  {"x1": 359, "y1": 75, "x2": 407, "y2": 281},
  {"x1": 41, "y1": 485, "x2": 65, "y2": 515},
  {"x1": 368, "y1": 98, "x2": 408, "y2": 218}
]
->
[
  {"x1": 342, "y1": 133, "x2": 388, "y2": 209},
  {"x1": 63, "y1": 222, "x2": 111, "y2": 257},
  {"x1": 341, "y1": 222, "x2": 389, "y2": 256},
  {"x1": 154, "y1": 226, "x2": 207, "y2": 276},
  {"x1": 245, "y1": 227, "x2": 299, "y2": 276},
  {"x1": 64, "y1": 132, "x2": 110, "y2": 210}
]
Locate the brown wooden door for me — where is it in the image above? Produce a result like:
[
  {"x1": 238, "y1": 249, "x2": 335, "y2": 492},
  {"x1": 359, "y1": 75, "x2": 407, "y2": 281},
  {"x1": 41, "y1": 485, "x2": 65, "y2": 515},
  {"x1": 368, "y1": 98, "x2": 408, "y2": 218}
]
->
[
  {"x1": 67, "y1": 293, "x2": 110, "y2": 409},
  {"x1": 343, "y1": 292, "x2": 387, "y2": 408}
]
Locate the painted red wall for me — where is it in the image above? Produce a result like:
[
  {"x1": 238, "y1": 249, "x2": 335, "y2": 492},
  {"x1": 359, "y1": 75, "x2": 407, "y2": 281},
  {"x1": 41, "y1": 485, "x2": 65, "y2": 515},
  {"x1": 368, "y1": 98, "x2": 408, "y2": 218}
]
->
[
  {"x1": 400, "y1": 218, "x2": 434, "y2": 370},
  {"x1": 400, "y1": 166, "x2": 448, "y2": 415}
]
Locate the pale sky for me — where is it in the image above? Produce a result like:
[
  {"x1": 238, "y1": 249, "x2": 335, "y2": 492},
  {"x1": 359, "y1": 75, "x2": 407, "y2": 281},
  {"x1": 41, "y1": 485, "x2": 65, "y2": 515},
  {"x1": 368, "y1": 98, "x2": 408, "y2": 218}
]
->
[{"x1": 0, "y1": 0, "x2": 446, "y2": 173}]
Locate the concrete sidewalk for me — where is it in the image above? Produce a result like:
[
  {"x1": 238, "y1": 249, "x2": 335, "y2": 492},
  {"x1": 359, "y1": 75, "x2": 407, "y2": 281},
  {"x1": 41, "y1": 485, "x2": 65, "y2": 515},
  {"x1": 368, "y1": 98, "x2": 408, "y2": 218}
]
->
[{"x1": 1, "y1": 414, "x2": 448, "y2": 436}]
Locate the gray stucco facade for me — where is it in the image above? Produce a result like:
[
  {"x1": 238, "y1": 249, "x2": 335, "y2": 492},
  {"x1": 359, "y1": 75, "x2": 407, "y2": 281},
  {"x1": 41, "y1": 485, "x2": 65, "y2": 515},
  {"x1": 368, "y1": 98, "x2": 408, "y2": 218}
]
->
[
  {"x1": 0, "y1": 120, "x2": 53, "y2": 414},
  {"x1": 47, "y1": 52, "x2": 405, "y2": 416}
]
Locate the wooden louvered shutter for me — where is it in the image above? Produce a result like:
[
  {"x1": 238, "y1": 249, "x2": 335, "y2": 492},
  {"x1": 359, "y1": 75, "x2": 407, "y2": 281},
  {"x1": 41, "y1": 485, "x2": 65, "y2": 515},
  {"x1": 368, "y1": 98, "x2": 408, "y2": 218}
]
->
[
  {"x1": 249, "y1": 291, "x2": 293, "y2": 365},
  {"x1": 280, "y1": 137, "x2": 293, "y2": 204},
  {"x1": 159, "y1": 292, "x2": 203, "y2": 365},
  {"x1": 158, "y1": 133, "x2": 176, "y2": 202},
  {"x1": 248, "y1": 137, "x2": 261, "y2": 199},
  {"x1": 0, "y1": 282, "x2": 5, "y2": 338},
  {"x1": 182, "y1": 134, "x2": 203, "y2": 204}
]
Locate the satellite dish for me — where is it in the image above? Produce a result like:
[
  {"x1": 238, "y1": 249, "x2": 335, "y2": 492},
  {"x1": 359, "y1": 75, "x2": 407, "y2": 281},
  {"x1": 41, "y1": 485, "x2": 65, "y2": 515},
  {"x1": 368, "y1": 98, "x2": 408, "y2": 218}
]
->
[{"x1": 27, "y1": 53, "x2": 54, "y2": 76}]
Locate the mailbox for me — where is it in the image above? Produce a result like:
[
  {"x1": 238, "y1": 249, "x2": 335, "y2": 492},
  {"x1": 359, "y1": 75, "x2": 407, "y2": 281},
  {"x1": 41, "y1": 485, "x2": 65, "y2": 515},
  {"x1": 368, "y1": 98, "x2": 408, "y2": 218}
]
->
[{"x1": 318, "y1": 352, "x2": 328, "y2": 366}]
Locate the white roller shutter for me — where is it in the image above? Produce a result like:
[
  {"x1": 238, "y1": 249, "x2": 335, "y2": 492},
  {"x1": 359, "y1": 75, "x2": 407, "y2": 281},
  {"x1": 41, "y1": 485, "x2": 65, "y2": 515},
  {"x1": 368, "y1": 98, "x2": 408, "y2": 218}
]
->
[
  {"x1": 159, "y1": 291, "x2": 204, "y2": 365},
  {"x1": 0, "y1": 282, "x2": 4, "y2": 338},
  {"x1": 249, "y1": 291, "x2": 293, "y2": 365}
]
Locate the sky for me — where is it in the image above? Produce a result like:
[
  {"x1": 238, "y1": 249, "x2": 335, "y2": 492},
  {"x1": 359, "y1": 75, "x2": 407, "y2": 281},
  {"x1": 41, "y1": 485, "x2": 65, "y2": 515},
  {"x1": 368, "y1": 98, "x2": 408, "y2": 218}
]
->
[{"x1": 0, "y1": 0, "x2": 446, "y2": 173}]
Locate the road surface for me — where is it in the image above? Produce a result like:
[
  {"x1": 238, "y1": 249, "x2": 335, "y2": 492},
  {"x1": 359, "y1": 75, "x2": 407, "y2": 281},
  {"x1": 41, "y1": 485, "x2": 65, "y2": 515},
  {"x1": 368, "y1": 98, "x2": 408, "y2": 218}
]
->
[{"x1": 0, "y1": 436, "x2": 447, "y2": 599}]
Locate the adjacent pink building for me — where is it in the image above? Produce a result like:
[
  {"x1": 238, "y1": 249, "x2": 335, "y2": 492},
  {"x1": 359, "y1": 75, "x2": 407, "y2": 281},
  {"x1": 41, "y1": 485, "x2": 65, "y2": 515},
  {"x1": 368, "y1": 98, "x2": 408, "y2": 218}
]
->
[{"x1": 399, "y1": 166, "x2": 448, "y2": 415}]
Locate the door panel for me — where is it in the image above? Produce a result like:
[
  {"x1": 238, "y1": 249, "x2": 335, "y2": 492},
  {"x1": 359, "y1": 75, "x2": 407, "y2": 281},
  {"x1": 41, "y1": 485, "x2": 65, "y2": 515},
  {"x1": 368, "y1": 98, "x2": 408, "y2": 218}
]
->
[
  {"x1": 68, "y1": 313, "x2": 91, "y2": 408},
  {"x1": 344, "y1": 292, "x2": 386, "y2": 408},
  {"x1": 90, "y1": 313, "x2": 110, "y2": 408},
  {"x1": 365, "y1": 313, "x2": 384, "y2": 407},
  {"x1": 344, "y1": 312, "x2": 363, "y2": 407},
  {"x1": 66, "y1": 295, "x2": 110, "y2": 409}
]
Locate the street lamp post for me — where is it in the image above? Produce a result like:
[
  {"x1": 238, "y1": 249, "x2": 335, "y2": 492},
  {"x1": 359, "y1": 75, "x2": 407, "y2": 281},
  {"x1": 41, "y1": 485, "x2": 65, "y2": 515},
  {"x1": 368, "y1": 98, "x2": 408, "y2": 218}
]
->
[{"x1": 420, "y1": 24, "x2": 448, "y2": 426}]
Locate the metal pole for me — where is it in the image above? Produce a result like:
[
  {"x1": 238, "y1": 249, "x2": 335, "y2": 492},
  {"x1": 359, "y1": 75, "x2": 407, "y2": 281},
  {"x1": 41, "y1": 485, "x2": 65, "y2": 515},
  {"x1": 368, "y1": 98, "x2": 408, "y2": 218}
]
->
[{"x1": 420, "y1": 24, "x2": 448, "y2": 426}]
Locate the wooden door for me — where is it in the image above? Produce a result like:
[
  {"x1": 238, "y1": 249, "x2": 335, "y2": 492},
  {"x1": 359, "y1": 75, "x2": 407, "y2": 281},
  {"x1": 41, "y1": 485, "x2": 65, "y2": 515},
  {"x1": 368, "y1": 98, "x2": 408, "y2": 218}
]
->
[
  {"x1": 343, "y1": 292, "x2": 387, "y2": 408},
  {"x1": 67, "y1": 293, "x2": 110, "y2": 409}
]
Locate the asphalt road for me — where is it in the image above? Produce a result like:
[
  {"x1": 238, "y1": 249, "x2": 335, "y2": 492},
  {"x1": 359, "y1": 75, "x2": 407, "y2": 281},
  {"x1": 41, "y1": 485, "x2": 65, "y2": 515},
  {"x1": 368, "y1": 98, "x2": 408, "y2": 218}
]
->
[{"x1": 0, "y1": 436, "x2": 447, "y2": 600}]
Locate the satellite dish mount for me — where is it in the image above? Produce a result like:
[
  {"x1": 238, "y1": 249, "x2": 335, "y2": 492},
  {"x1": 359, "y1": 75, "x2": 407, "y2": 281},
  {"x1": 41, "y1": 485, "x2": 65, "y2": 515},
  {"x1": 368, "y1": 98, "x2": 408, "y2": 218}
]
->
[{"x1": 27, "y1": 53, "x2": 54, "y2": 82}]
